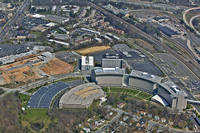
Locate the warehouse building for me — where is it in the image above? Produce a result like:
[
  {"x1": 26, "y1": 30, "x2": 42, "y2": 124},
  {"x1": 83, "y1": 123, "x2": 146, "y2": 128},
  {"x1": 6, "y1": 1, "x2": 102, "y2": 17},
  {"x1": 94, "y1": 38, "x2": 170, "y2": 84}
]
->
[
  {"x1": 158, "y1": 26, "x2": 180, "y2": 38},
  {"x1": 0, "y1": 50, "x2": 37, "y2": 65},
  {"x1": 59, "y1": 83, "x2": 105, "y2": 108},
  {"x1": 102, "y1": 53, "x2": 123, "y2": 68},
  {"x1": 0, "y1": 45, "x2": 49, "y2": 65},
  {"x1": 37, "y1": 52, "x2": 55, "y2": 62}
]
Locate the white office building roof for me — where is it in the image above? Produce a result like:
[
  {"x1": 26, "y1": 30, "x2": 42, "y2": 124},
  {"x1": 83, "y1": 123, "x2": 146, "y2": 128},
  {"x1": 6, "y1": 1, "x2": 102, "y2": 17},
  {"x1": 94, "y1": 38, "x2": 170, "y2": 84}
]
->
[
  {"x1": 81, "y1": 56, "x2": 94, "y2": 66},
  {"x1": 31, "y1": 14, "x2": 45, "y2": 18},
  {"x1": 48, "y1": 39, "x2": 69, "y2": 46},
  {"x1": 130, "y1": 70, "x2": 162, "y2": 83},
  {"x1": 93, "y1": 67, "x2": 125, "y2": 75}
]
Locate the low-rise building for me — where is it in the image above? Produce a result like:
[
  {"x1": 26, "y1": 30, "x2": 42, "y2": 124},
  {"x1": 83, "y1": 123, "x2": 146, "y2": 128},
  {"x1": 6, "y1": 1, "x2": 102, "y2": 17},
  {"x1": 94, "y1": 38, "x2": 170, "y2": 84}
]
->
[
  {"x1": 38, "y1": 52, "x2": 55, "y2": 62},
  {"x1": 16, "y1": 30, "x2": 29, "y2": 40},
  {"x1": 158, "y1": 26, "x2": 180, "y2": 38},
  {"x1": 74, "y1": 36, "x2": 92, "y2": 46},
  {"x1": 48, "y1": 39, "x2": 69, "y2": 47},
  {"x1": 104, "y1": 26, "x2": 124, "y2": 35},
  {"x1": 95, "y1": 38, "x2": 102, "y2": 43},
  {"x1": 161, "y1": 118, "x2": 166, "y2": 123},
  {"x1": 117, "y1": 102, "x2": 126, "y2": 108}
]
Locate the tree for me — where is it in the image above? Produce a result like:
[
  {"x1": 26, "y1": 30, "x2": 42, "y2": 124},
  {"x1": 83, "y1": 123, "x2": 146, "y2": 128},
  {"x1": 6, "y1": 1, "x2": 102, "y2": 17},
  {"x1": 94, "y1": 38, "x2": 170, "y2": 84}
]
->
[{"x1": 107, "y1": 95, "x2": 116, "y2": 105}]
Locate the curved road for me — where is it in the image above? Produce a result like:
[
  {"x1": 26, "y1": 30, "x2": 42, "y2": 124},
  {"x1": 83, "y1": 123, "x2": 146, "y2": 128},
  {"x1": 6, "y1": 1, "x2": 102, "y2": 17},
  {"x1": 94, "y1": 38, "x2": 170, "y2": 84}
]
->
[
  {"x1": 182, "y1": 7, "x2": 200, "y2": 63},
  {"x1": 189, "y1": 14, "x2": 200, "y2": 35},
  {"x1": 183, "y1": 6, "x2": 200, "y2": 26}
]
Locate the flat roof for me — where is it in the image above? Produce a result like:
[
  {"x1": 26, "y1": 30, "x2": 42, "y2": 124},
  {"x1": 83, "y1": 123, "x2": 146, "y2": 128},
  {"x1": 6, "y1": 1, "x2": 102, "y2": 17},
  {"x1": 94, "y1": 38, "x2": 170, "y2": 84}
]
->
[
  {"x1": 130, "y1": 70, "x2": 162, "y2": 83},
  {"x1": 158, "y1": 26, "x2": 179, "y2": 36},
  {"x1": 102, "y1": 53, "x2": 123, "y2": 59},
  {"x1": 93, "y1": 67, "x2": 125, "y2": 76},
  {"x1": 160, "y1": 81, "x2": 187, "y2": 97},
  {"x1": 48, "y1": 39, "x2": 69, "y2": 46},
  {"x1": 82, "y1": 56, "x2": 94, "y2": 66}
]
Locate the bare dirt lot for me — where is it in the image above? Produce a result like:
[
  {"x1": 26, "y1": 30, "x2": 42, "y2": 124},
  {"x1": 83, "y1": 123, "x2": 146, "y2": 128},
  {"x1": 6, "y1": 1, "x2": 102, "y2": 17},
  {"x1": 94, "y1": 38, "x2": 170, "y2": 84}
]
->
[
  {"x1": 76, "y1": 46, "x2": 111, "y2": 55},
  {"x1": 0, "y1": 66, "x2": 43, "y2": 85},
  {"x1": 41, "y1": 58, "x2": 74, "y2": 75}
]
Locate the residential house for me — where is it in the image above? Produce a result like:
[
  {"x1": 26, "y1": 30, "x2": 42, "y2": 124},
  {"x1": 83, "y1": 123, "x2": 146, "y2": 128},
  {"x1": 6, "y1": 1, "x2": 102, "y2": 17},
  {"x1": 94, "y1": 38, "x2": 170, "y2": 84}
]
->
[
  {"x1": 16, "y1": 30, "x2": 29, "y2": 40},
  {"x1": 154, "y1": 116, "x2": 160, "y2": 121},
  {"x1": 161, "y1": 118, "x2": 166, "y2": 123},
  {"x1": 117, "y1": 102, "x2": 126, "y2": 109}
]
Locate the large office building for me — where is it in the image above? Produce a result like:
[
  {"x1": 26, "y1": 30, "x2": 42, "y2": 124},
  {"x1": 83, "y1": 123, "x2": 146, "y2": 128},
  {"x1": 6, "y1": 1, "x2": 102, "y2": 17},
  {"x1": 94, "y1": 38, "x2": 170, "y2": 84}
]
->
[
  {"x1": 102, "y1": 53, "x2": 123, "y2": 68},
  {"x1": 91, "y1": 67, "x2": 188, "y2": 110},
  {"x1": 81, "y1": 56, "x2": 94, "y2": 71},
  {"x1": 157, "y1": 81, "x2": 188, "y2": 110},
  {"x1": 91, "y1": 67, "x2": 126, "y2": 86},
  {"x1": 129, "y1": 71, "x2": 162, "y2": 93}
]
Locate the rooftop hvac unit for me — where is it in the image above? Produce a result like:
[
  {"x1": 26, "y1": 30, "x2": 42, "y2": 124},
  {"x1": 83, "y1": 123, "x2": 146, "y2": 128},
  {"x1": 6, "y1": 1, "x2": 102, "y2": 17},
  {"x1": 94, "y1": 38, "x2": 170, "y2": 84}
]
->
[{"x1": 85, "y1": 56, "x2": 89, "y2": 64}]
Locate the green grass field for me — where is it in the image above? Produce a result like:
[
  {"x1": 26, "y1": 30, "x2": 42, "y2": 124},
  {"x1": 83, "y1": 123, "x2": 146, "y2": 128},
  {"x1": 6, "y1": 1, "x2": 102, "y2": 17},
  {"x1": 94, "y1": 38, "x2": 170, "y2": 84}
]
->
[
  {"x1": 26, "y1": 86, "x2": 42, "y2": 94},
  {"x1": 137, "y1": 92, "x2": 152, "y2": 99},
  {"x1": 56, "y1": 77, "x2": 83, "y2": 82},
  {"x1": 30, "y1": 31, "x2": 42, "y2": 38},
  {"x1": 18, "y1": 93, "x2": 55, "y2": 132},
  {"x1": 23, "y1": 109, "x2": 49, "y2": 122},
  {"x1": 20, "y1": 109, "x2": 53, "y2": 132},
  {"x1": 103, "y1": 87, "x2": 152, "y2": 100}
]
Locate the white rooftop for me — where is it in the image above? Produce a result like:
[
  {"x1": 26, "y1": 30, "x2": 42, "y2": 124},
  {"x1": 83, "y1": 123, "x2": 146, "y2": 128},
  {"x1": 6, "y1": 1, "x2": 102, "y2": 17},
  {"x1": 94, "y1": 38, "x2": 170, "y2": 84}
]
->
[
  {"x1": 94, "y1": 67, "x2": 125, "y2": 75},
  {"x1": 130, "y1": 70, "x2": 162, "y2": 83},
  {"x1": 31, "y1": 14, "x2": 45, "y2": 18},
  {"x1": 152, "y1": 94, "x2": 168, "y2": 106},
  {"x1": 81, "y1": 56, "x2": 94, "y2": 66}
]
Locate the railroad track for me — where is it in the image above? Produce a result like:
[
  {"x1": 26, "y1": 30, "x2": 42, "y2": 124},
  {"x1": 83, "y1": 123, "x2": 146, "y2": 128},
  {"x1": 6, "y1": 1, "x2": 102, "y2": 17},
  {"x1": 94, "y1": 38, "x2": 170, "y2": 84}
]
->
[{"x1": 88, "y1": 2, "x2": 200, "y2": 79}]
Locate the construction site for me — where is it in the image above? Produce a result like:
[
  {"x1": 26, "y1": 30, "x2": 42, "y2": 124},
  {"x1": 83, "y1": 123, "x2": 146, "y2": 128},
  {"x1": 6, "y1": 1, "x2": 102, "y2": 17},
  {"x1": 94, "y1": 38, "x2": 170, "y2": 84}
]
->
[
  {"x1": 0, "y1": 50, "x2": 74, "y2": 86},
  {"x1": 41, "y1": 58, "x2": 74, "y2": 75}
]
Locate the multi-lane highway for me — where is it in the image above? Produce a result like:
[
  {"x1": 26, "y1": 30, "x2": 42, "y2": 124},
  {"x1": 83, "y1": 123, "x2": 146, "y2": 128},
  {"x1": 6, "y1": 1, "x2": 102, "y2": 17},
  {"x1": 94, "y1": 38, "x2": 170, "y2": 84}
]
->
[{"x1": 0, "y1": 0, "x2": 31, "y2": 42}]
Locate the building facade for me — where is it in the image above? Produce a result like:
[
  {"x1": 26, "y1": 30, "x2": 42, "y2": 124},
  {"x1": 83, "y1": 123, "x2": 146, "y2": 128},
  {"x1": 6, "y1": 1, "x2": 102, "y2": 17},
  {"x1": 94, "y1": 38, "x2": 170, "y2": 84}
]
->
[
  {"x1": 91, "y1": 67, "x2": 188, "y2": 110},
  {"x1": 102, "y1": 53, "x2": 123, "y2": 68}
]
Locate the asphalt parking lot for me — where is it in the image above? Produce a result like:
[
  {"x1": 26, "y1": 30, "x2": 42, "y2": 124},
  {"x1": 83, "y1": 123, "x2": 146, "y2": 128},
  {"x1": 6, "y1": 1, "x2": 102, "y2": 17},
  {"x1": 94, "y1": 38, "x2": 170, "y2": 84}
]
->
[
  {"x1": 55, "y1": 51, "x2": 80, "y2": 63},
  {"x1": 127, "y1": 60, "x2": 163, "y2": 76},
  {"x1": 0, "y1": 44, "x2": 34, "y2": 58},
  {"x1": 155, "y1": 53, "x2": 197, "y2": 80},
  {"x1": 90, "y1": 44, "x2": 163, "y2": 76}
]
